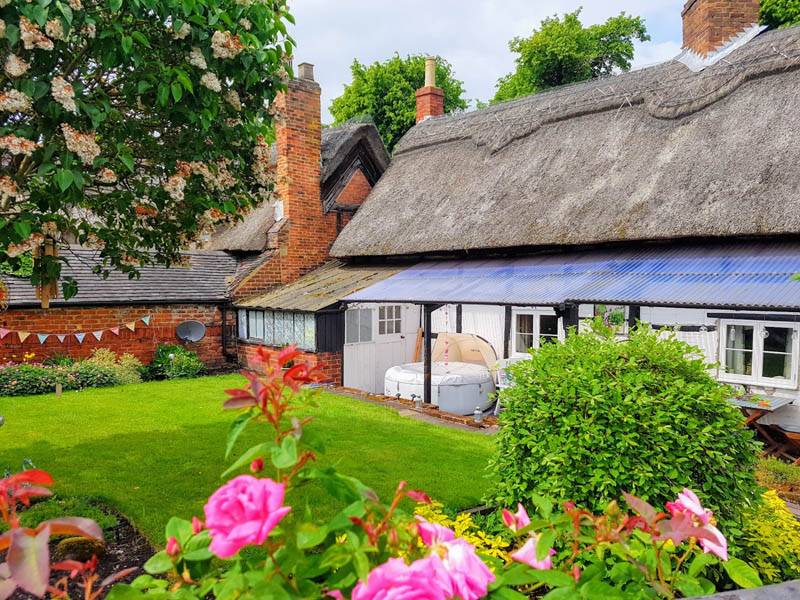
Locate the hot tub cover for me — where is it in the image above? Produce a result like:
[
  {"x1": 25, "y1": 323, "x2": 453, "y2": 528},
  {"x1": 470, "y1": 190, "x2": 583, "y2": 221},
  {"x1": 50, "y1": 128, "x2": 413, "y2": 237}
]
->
[{"x1": 385, "y1": 362, "x2": 493, "y2": 386}]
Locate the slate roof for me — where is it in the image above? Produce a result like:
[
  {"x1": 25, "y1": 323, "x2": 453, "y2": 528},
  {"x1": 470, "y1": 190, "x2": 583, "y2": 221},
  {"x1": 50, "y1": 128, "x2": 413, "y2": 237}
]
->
[
  {"x1": 4, "y1": 248, "x2": 238, "y2": 307},
  {"x1": 331, "y1": 26, "x2": 800, "y2": 258},
  {"x1": 235, "y1": 260, "x2": 403, "y2": 312}
]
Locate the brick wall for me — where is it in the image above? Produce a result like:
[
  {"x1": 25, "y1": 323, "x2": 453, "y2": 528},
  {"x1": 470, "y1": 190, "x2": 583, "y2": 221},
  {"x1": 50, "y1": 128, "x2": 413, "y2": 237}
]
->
[
  {"x1": 415, "y1": 86, "x2": 444, "y2": 122},
  {"x1": 682, "y1": 0, "x2": 759, "y2": 56},
  {"x1": 336, "y1": 169, "x2": 373, "y2": 208},
  {"x1": 0, "y1": 304, "x2": 226, "y2": 366},
  {"x1": 237, "y1": 341, "x2": 342, "y2": 384}
]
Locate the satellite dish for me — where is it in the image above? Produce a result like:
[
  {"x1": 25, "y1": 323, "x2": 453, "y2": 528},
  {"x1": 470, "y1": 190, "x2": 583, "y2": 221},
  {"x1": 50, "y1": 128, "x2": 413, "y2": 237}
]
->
[{"x1": 176, "y1": 320, "x2": 206, "y2": 342}]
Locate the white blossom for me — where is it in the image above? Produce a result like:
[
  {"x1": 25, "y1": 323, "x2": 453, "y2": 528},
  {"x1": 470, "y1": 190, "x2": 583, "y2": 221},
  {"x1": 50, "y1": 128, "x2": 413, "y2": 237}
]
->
[
  {"x1": 51, "y1": 76, "x2": 78, "y2": 114},
  {"x1": 238, "y1": 18, "x2": 251, "y2": 31},
  {"x1": 0, "y1": 0, "x2": 11, "y2": 8},
  {"x1": 0, "y1": 19, "x2": 6, "y2": 38},
  {"x1": 0, "y1": 134, "x2": 38, "y2": 156},
  {"x1": 252, "y1": 136, "x2": 272, "y2": 186},
  {"x1": 0, "y1": 176, "x2": 19, "y2": 204},
  {"x1": 187, "y1": 47, "x2": 207, "y2": 70},
  {"x1": 4, "y1": 55, "x2": 29, "y2": 77},
  {"x1": 20, "y1": 16, "x2": 54, "y2": 51},
  {"x1": 61, "y1": 123, "x2": 101, "y2": 165},
  {"x1": 45, "y1": 19, "x2": 64, "y2": 40},
  {"x1": 82, "y1": 23, "x2": 96, "y2": 38},
  {"x1": 68, "y1": 0, "x2": 82, "y2": 9},
  {"x1": 224, "y1": 89, "x2": 242, "y2": 111},
  {"x1": 200, "y1": 72, "x2": 221, "y2": 92},
  {"x1": 163, "y1": 174, "x2": 185, "y2": 201},
  {"x1": 173, "y1": 22, "x2": 191, "y2": 40},
  {"x1": 211, "y1": 30, "x2": 244, "y2": 59},
  {"x1": 0, "y1": 89, "x2": 32, "y2": 113},
  {"x1": 96, "y1": 168, "x2": 117, "y2": 183}
]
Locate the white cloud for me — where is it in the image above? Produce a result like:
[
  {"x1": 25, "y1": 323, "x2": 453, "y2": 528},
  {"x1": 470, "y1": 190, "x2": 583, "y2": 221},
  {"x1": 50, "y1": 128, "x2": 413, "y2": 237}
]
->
[{"x1": 288, "y1": 1, "x2": 685, "y2": 122}]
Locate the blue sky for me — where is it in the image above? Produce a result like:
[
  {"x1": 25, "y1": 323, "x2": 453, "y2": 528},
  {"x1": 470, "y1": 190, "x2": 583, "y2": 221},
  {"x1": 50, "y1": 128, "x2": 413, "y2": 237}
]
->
[{"x1": 290, "y1": 1, "x2": 686, "y2": 123}]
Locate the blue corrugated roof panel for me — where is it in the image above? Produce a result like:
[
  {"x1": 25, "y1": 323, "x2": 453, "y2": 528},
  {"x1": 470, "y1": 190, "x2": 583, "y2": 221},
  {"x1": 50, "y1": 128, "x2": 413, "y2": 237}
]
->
[{"x1": 345, "y1": 242, "x2": 800, "y2": 309}]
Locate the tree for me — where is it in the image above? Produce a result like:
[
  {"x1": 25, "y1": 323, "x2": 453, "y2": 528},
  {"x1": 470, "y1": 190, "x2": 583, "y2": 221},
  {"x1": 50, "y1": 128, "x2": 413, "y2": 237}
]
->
[
  {"x1": 0, "y1": 0, "x2": 295, "y2": 305},
  {"x1": 329, "y1": 54, "x2": 467, "y2": 153},
  {"x1": 492, "y1": 9, "x2": 649, "y2": 104},
  {"x1": 760, "y1": 0, "x2": 800, "y2": 28}
]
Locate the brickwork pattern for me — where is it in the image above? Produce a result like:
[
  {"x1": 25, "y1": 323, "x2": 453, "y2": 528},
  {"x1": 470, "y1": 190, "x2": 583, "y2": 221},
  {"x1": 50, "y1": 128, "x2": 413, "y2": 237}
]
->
[
  {"x1": 0, "y1": 304, "x2": 225, "y2": 366},
  {"x1": 237, "y1": 341, "x2": 342, "y2": 384},
  {"x1": 415, "y1": 86, "x2": 444, "y2": 122},
  {"x1": 335, "y1": 169, "x2": 373, "y2": 208},
  {"x1": 682, "y1": 0, "x2": 760, "y2": 56}
]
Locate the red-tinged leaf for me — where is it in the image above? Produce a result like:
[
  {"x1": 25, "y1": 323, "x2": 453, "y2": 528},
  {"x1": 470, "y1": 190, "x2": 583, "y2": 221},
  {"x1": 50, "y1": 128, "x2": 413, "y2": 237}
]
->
[
  {"x1": 278, "y1": 345, "x2": 301, "y2": 366},
  {"x1": 406, "y1": 489, "x2": 432, "y2": 504},
  {"x1": 623, "y1": 492, "x2": 657, "y2": 523},
  {"x1": 100, "y1": 567, "x2": 138, "y2": 588},
  {"x1": 224, "y1": 388, "x2": 253, "y2": 399},
  {"x1": 51, "y1": 560, "x2": 84, "y2": 573},
  {"x1": 13, "y1": 486, "x2": 53, "y2": 505},
  {"x1": 7, "y1": 527, "x2": 50, "y2": 597},
  {"x1": 0, "y1": 532, "x2": 12, "y2": 552},
  {"x1": 0, "y1": 563, "x2": 15, "y2": 600},
  {"x1": 38, "y1": 517, "x2": 102, "y2": 540},
  {"x1": 223, "y1": 397, "x2": 257, "y2": 410},
  {"x1": 8, "y1": 470, "x2": 53, "y2": 487}
]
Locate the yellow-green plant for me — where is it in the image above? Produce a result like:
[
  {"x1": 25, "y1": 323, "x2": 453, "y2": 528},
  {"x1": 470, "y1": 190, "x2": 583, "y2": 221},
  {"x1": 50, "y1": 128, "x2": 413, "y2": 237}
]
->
[
  {"x1": 414, "y1": 501, "x2": 510, "y2": 559},
  {"x1": 738, "y1": 490, "x2": 800, "y2": 584},
  {"x1": 86, "y1": 348, "x2": 142, "y2": 385}
]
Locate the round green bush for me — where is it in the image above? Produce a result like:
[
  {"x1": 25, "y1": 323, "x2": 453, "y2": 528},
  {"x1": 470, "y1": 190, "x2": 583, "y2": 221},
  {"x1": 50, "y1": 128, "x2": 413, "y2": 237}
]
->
[
  {"x1": 0, "y1": 364, "x2": 62, "y2": 396},
  {"x1": 760, "y1": 0, "x2": 800, "y2": 28},
  {"x1": 65, "y1": 362, "x2": 118, "y2": 390},
  {"x1": 142, "y1": 343, "x2": 205, "y2": 380},
  {"x1": 488, "y1": 322, "x2": 761, "y2": 525}
]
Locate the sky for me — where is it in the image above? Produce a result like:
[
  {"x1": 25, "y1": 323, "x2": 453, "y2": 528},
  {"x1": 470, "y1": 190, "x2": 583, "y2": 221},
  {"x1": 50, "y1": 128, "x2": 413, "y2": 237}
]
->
[{"x1": 289, "y1": 0, "x2": 686, "y2": 124}]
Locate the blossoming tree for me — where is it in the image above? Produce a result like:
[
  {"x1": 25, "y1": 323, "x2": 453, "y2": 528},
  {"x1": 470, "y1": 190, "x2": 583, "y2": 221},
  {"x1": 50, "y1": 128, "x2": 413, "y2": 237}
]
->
[{"x1": 0, "y1": 0, "x2": 293, "y2": 305}]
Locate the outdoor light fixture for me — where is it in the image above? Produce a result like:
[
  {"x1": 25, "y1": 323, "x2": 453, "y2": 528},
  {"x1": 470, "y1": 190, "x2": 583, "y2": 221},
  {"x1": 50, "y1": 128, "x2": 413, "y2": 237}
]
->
[{"x1": 473, "y1": 406, "x2": 483, "y2": 424}]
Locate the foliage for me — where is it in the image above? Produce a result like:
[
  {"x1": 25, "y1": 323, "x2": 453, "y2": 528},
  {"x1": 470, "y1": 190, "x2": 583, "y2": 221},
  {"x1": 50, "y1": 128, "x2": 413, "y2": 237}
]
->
[
  {"x1": 756, "y1": 457, "x2": 800, "y2": 502},
  {"x1": 0, "y1": 469, "x2": 129, "y2": 598},
  {"x1": 414, "y1": 501, "x2": 510, "y2": 559},
  {"x1": 85, "y1": 348, "x2": 142, "y2": 385},
  {"x1": 142, "y1": 343, "x2": 204, "y2": 380},
  {"x1": 493, "y1": 9, "x2": 649, "y2": 103},
  {"x1": 0, "y1": 494, "x2": 118, "y2": 540},
  {"x1": 738, "y1": 490, "x2": 800, "y2": 584},
  {"x1": 0, "y1": 251, "x2": 32, "y2": 277},
  {"x1": 0, "y1": 0, "x2": 295, "y2": 301},
  {"x1": 41, "y1": 353, "x2": 74, "y2": 367},
  {"x1": 489, "y1": 321, "x2": 761, "y2": 527},
  {"x1": 329, "y1": 54, "x2": 467, "y2": 152},
  {"x1": 760, "y1": 0, "x2": 800, "y2": 27},
  {"x1": 0, "y1": 362, "x2": 61, "y2": 395},
  {"x1": 67, "y1": 360, "x2": 117, "y2": 390}
]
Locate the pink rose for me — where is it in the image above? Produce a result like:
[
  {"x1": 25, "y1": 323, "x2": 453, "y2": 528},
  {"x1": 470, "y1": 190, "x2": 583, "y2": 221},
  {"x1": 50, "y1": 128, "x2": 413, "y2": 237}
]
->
[
  {"x1": 166, "y1": 536, "x2": 180, "y2": 556},
  {"x1": 511, "y1": 536, "x2": 555, "y2": 570},
  {"x1": 415, "y1": 516, "x2": 455, "y2": 546},
  {"x1": 204, "y1": 475, "x2": 291, "y2": 558},
  {"x1": 501, "y1": 503, "x2": 531, "y2": 532},
  {"x1": 352, "y1": 557, "x2": 451, "y2": 600},
  {"x1": 666, "y1": 488, "x2": 712, "y2": 525},
  {"x1": 659, "y1": 489, "x2": 727, "y2": 561},
  {"x1": 439, "y1": 538, "x2": 495, "y2": 600},
  {"x1": 191, "y1": 516, "x2": 204, "y2": 534}
]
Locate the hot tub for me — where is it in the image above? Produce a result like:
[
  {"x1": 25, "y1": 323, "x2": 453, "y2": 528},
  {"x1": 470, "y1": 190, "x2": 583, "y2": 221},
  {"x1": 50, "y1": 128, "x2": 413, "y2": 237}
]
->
[{"x1": 384, "y1": 361, "x2": 495, "y2": 415}]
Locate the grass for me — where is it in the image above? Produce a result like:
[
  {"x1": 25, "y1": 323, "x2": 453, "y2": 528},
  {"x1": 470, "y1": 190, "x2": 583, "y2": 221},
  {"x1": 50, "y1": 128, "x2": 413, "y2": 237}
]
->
[
  {"x1": 0, "y1": 375, "x2": 494, "y2": 544},
  {"x1": 757, "y1": 457, "x2": 800, "y2": 503}
]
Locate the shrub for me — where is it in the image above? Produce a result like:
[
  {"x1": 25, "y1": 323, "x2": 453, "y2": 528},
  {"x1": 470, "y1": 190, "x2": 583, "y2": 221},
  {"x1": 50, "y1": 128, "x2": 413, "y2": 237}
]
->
[
  {"x1": 42, "y1": 354, "x2": 75, "y2": 367},
  {"x1": 488, "y1": 322, "x2": 761, "y2": 526},
  {"x1": 756, "y1": 457, "x2": 800, "y2": 503},
  {"x1": 85, "y1": 348, "x2": 143, "y2": 385},
  {"x1": 0, "y1": 364, "x2": 62, "y2": 396},
  {"x1": 414, "y1": 501, "x2": 510, "y2": 559},
  {"x1": 65, "y1": 362, "x2": 118, "y2": 390},
  {"x1": 738, "y1": 490, "x2": 800, "y2": 584},
  {"x1": 0, "y1": 495, "x2": 117, "y2": 540},
  {"x1": 143, "y1": 344, "x2": 205, "y2": 380}
]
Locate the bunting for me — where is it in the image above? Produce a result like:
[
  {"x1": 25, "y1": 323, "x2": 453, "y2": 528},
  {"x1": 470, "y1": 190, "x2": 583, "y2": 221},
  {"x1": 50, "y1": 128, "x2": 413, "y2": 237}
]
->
[{"x1": 0, "y1": 315, "x2": 152, "y2": 345}]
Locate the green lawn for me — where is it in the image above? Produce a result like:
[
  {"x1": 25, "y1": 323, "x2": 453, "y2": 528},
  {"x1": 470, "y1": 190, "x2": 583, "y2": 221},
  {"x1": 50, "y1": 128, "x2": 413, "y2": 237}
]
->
[{"x1": 0, "y1": 375, "x2": 494, "y2": 544}]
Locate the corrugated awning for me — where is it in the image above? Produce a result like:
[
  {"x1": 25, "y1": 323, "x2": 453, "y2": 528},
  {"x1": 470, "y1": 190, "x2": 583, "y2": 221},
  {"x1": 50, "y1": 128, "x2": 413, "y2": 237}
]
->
[
  {"x1": 236, "y1": 260, "x2": 404, "y2": 312},
  {"x1": 345, "y1": 242, "x2": 800, "y2": 310}
]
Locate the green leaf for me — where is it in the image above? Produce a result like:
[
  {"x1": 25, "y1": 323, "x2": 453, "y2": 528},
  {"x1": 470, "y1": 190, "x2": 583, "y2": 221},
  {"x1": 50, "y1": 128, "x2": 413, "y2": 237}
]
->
[
  {"x1": 525, "y1": 569, "x2": 575, "y2": 588},
  {"x1": 579, "y1": 579, "x2": 624, "y2": 599},
  {"x1": 13, "y1": 220, "x2": 31, "y2": 240},
  {"x1": 174, "y1": 70, "x2": 194, "y2": 93},
  {"x1": 722, "y1": 558, "x2": 762, "y2": 589},
  {"x1": 297, "y1": 523, "x2": 328, "y2": 549},
  {"x1": 131, "y1": 31, "x2": 150, "y2": 47},
  {"x1": 271, "y1": 435, "x2": 298, "y2": 470},
  {"x1": 674, "y1": 574, "x2": 706, "y2": 598},
  {"x1": 54, "y1": 168, "x2": 73, "y2": 191},
  {"x1": 182, "y1": 548, "x2": 213, "y2": 561},
  {"x1": 5, "y1": 24, "x2": 19, "y2": 45},
  {"x1": 353, "y1": 551, "x2": 370, "y2": 580},
  {"x1": 489, "y1": 588, "x2": 528, "y2": 600},
  {"x1": 62, "y1": 278, "x2": 78, "y2": 301},
  {"x1": 108, "y1": 0, "x2": 122, "y2": 11},
  {"x1": 143, "y1": 551, "x2": 173, "y2": 575},
  {"x1": 157, "y1": 84, "x2": 169, "y2": 107},
  {"x1": 165, "y1": 518, "x2": 193, "y2": 545},
  {"x1": 688, "y1": 552, "x2": 718, "y2": 578},
  {"x1": 171, "y1": 82, "x2": 183, "y2": 102},
  {"x1": 225, "y1": 412, "x2": 255, "y2": 459},
  {"x1": 118, "y1": 153, "x2": 134, "y2": 172},
  {"x1": 121, "y1": 35, "x2": 133, "y2": 54},
  {"x1": 536, "y1": 529, "x2": 556, "y2": 561},
  {"x1": 221, "y1": 442, "x2": 270, "y2": 478}
]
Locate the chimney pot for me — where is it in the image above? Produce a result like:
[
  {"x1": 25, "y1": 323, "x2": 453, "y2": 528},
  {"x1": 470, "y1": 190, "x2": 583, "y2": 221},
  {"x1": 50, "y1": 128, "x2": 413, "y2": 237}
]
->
[
  {"x1": 424, "y1": 57, "x2": 437, "y2": 87},
  {"x1": 298, "y1": 62, "x2": 315, "y2": 81}
]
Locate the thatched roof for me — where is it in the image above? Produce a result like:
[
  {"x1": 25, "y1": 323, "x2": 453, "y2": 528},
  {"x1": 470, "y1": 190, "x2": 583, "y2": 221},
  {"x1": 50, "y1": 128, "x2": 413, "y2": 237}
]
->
[
  {"x1": 331, "y1": 26, "x2": 800, "y2": 259},
  {"x1": 205, "y1": 121, "x2": 388, "y2": 253}
]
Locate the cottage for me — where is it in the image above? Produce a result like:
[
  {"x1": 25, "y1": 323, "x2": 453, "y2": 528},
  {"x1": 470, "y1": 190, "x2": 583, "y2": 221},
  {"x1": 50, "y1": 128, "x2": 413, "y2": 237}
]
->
[
  {"x1": 1, "y1": 64, "x2": 390, "y2": 373},
  {"x1": 322, "y1": 0, "x2": 800, "y2": 406}
]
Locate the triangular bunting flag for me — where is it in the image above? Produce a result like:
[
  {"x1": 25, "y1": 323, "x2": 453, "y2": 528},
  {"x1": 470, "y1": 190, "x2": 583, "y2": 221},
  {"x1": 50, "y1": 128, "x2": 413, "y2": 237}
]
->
[
  {"x1": 37, "y1": 334, "x2": 49, "y2": 344},
  {"x1": 125, "y1": 321, "x2": 136, "y2": 332},
  {"x1": 92, "y1": 330, "x2": 103, "y2": 341},
  {"x1": 74, "y1": 332, "x2": 86, "y2": 344},
  {"x1": 18, "y1": 331, "x2": 30, "y2": 343},
  {"x1": 141, "y1": 315, "x2": 151, "y2": 326},
  {"x1": 57, "y1": 334, "x2": 67, "y2": 343},
  {"x1": 110, "y1": 327, "x2": 120, "y2": 336},
  {"x1": 0, "y1": 328, "x2": 8, "y2": 339}
]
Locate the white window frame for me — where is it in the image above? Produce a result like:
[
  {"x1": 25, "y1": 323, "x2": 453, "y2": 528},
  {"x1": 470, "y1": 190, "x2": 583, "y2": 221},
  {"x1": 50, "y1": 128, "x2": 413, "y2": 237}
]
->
[
  {"x1": 378, "y1": 305, "x2": 402, "y2": 336},
  {"x1": 345, "y1": 307, "x2": 374, "y2": 345},
  {"x1": 718, "y1": 320, "x2": 800, "y2": 389},
  {"x1": 511, "y1": 308, "x2": 564, "y2": 357}
]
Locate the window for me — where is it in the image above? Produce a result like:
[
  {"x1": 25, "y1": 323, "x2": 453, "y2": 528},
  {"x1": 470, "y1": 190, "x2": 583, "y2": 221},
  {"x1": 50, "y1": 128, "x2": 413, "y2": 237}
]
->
[
  {"x1": 378, "y1": 305, "x2": 402, "y2": 335},
  {"x1": 720, "y1": 321, "x2": 799, "y2": 388},
  {"x1": 513, "y1": 310, "x2": 562, "y2": 355},
  {"x1": 236, "y1": 309, "x2": 316, "y2": 351},
  {"x1": 346, "y1": 308, "x2": 373, "y2": 344}
]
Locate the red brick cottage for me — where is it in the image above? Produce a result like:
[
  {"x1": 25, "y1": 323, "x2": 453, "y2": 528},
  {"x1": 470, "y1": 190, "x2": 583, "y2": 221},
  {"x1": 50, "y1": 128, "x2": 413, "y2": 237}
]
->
[{"x1": 1, "y1": 63, "x2": 390, "y2": 376}]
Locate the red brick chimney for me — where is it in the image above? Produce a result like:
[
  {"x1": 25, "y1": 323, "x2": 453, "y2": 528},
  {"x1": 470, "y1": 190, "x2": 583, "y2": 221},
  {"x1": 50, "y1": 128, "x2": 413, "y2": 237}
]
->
[
  {"x1": 415, "y1": 57, "x2": 444, "y2": 122},
  {"x1": 272, "y1": 62, "x2": 337, "y2": 283},
  {"x1": 682, "y1": 0, "x2": 760, "y2": 56}
]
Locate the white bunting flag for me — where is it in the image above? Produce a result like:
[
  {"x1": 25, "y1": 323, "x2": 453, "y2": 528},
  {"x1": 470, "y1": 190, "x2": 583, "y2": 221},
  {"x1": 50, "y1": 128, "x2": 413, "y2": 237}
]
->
[
  {"x1": 92, "y1": 330, "x2": 103, "y2": 341},
  {"x1": 74, "y1": 332, "x2": 86, "y2": 344},
  {"x1": 57, "y1": 334, "x2": 67, "y2": 343}
]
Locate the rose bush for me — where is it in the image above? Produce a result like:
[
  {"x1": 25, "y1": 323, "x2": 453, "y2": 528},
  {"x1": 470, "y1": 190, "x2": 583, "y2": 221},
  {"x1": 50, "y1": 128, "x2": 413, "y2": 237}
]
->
[{"x1": 97, "y1": 346, "x2": 763, "y2": 600}]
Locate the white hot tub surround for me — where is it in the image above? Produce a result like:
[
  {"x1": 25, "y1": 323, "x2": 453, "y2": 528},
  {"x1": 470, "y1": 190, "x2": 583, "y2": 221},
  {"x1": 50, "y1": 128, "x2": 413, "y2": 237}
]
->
[{"x1": 384, "y1": 361, "x2": 496, "y2": 415}]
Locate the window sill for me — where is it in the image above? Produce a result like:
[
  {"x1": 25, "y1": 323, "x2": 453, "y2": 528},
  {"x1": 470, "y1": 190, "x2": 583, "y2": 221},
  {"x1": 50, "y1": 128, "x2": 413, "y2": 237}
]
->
[{"x1": 718, "y1": 375, "x2": 798, "y2": 391}]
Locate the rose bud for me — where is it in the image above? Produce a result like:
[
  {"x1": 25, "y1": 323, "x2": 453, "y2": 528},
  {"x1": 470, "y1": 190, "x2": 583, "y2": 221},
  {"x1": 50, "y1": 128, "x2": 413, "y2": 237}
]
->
[{"x1": 250, "y1": 458, "x2": 264, "y2": 473}]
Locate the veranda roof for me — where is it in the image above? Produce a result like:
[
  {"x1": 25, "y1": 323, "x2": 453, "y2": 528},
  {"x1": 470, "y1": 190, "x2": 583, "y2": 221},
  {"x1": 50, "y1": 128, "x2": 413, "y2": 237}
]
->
[{"x1": 345, "y1": 241, "x2": 800, "y2": 311}]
